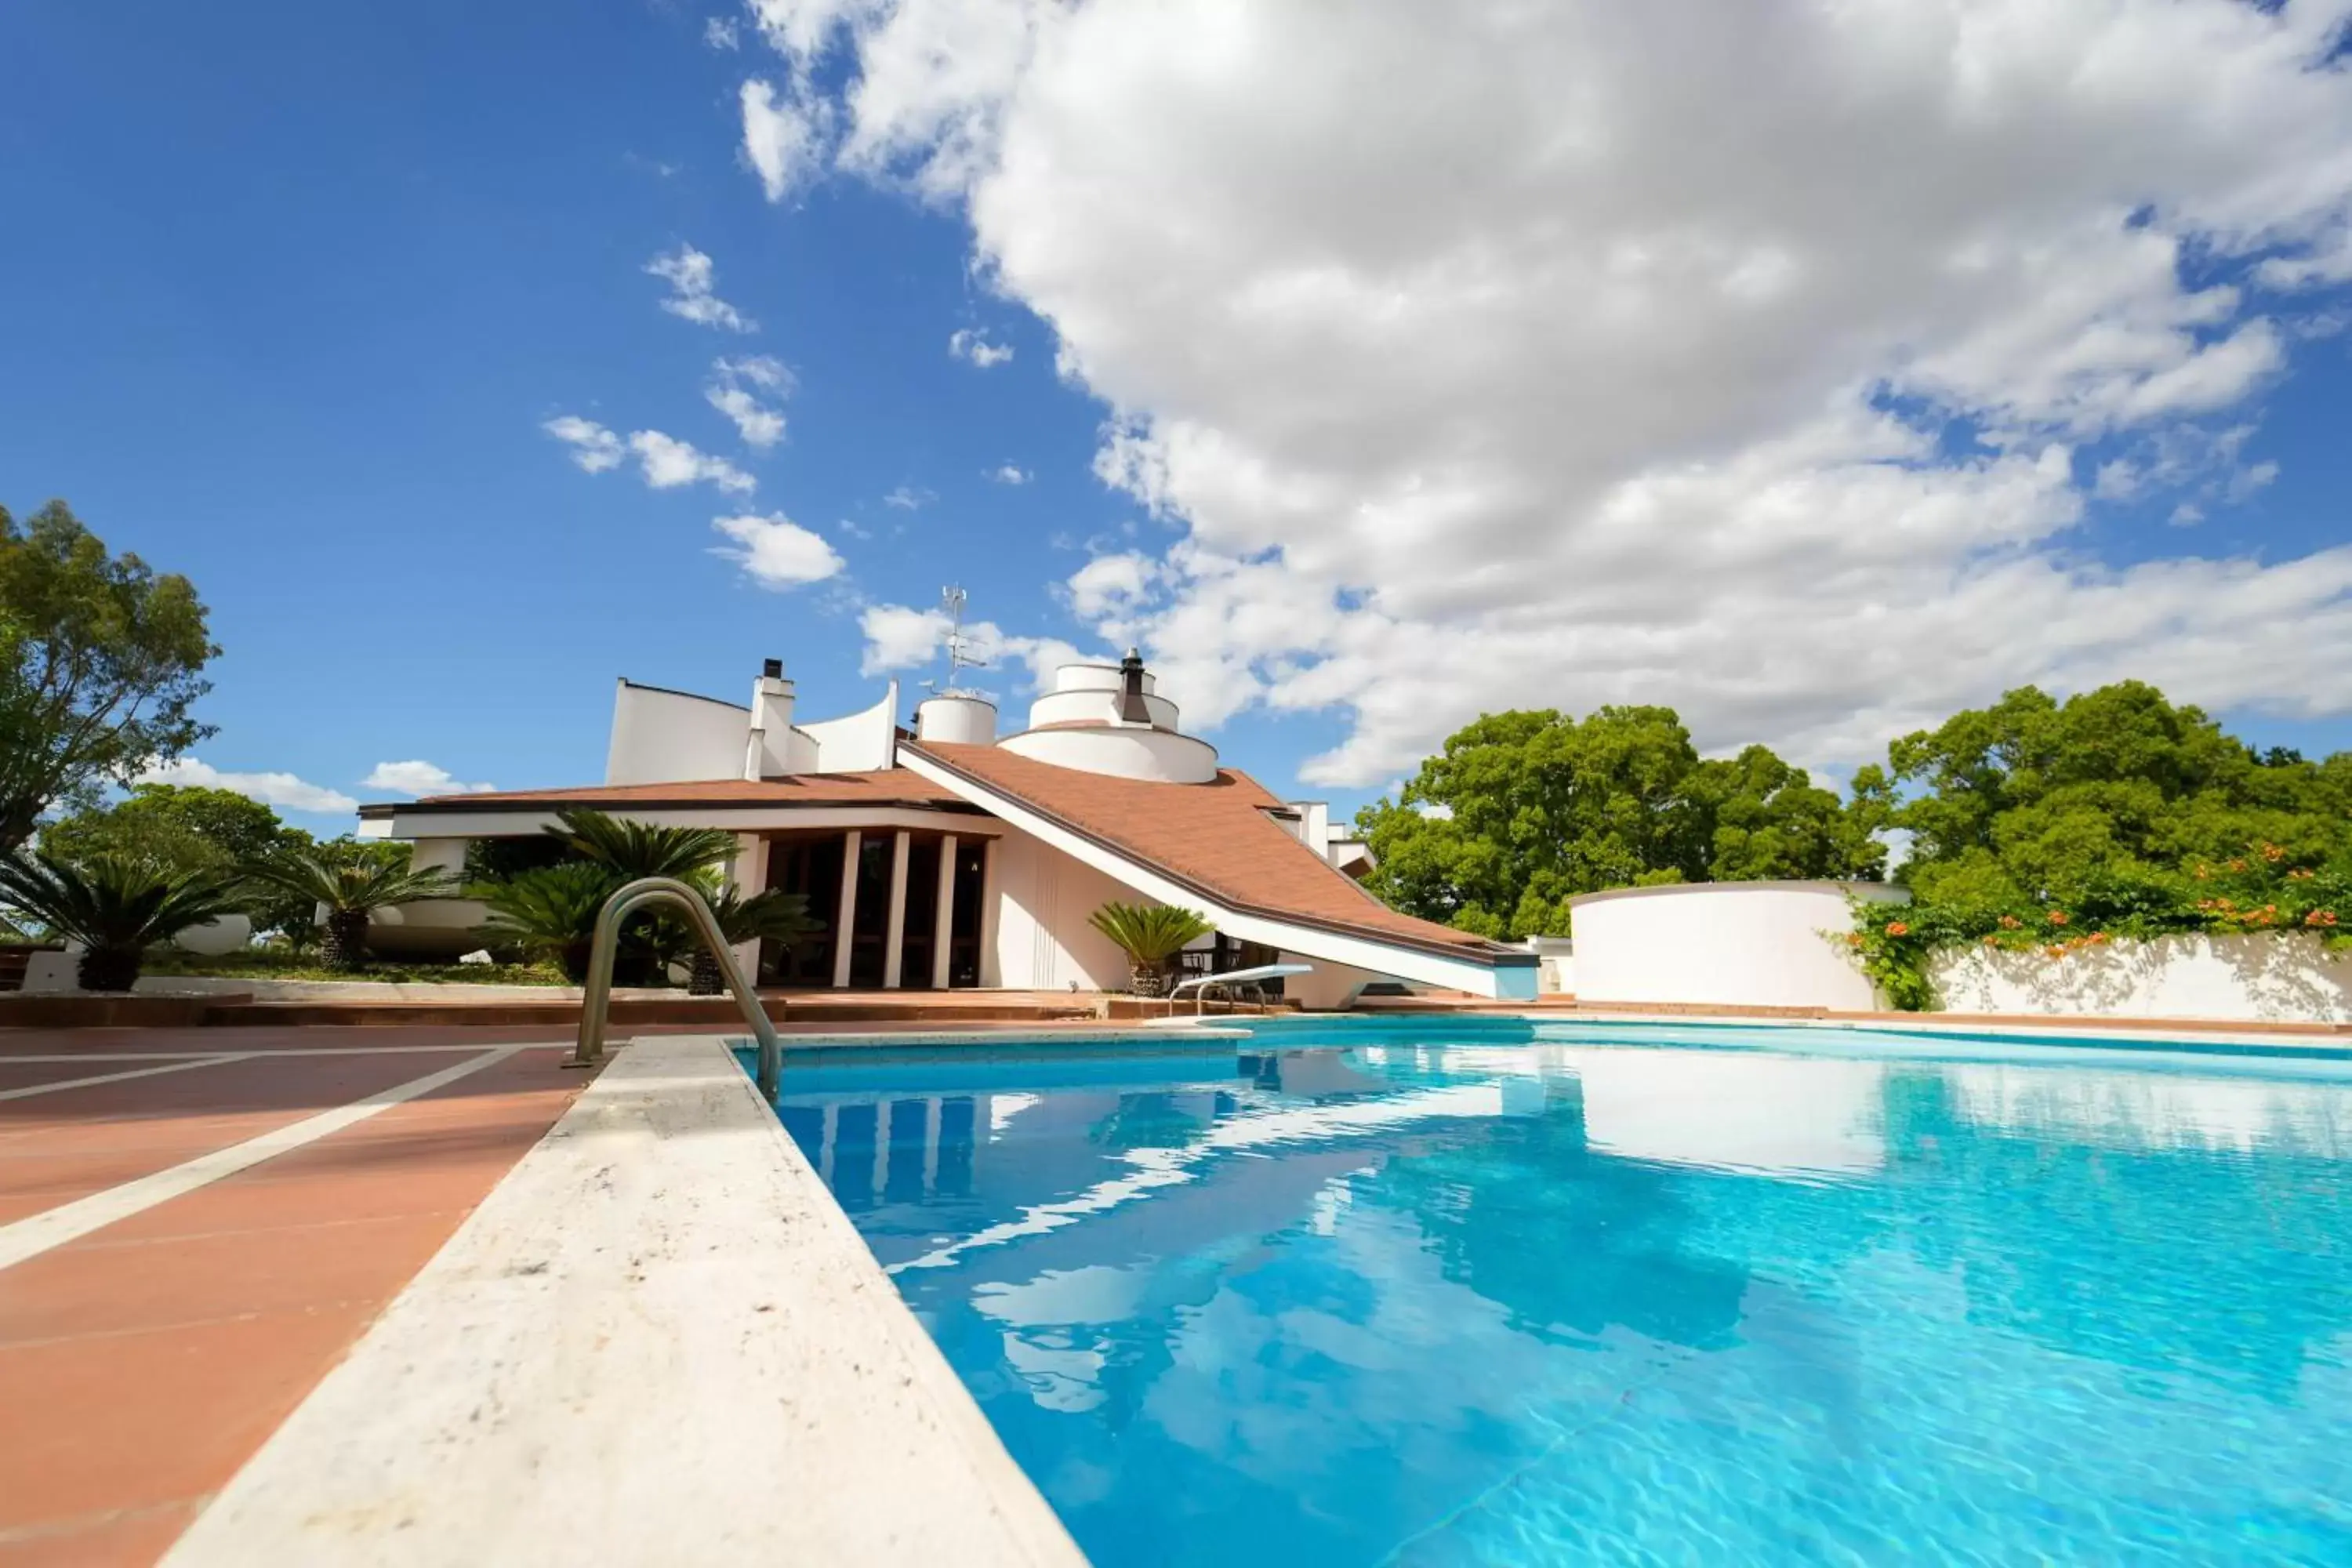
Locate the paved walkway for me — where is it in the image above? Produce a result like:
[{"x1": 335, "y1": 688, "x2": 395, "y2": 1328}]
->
[{"x1": 0, "y1": 1029, "x2": 589, "y2": 1566}]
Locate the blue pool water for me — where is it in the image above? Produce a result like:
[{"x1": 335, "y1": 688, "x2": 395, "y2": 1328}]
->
[{"x1": 753, "y1": 1020, "x2": 2352, "y2": 1564}]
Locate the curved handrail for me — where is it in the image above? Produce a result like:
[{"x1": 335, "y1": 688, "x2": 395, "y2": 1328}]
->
[{"x1": 568, "y1": 876, "x2": 784, "y2": 1099}]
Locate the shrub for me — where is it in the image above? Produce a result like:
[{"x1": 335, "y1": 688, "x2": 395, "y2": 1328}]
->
[{"x1": 1840, "y1": 842, "x2": 2350, "y2": 1010}]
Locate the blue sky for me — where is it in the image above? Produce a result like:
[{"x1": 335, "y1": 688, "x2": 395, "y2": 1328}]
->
[{"x1": 5, "y1": 1, "x2": 2350, "y2": 830}]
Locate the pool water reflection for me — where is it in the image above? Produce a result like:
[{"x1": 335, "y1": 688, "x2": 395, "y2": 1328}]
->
[{"x1": 762, "y1": 1024, "x2": 2352, "y2": 1566}]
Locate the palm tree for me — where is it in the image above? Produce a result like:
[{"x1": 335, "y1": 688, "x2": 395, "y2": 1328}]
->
[
  {"x1": 0, "y1": 851, "x2": 245, "y2": 991},
  {"x1": 243, "y1": 848, "x2": 459, "y2": 971},
  {"x1": 548, "y1": 810, "x2": 739, "y2": 881},
  {"x1": 1086, "y1": 901, "x2": 1213, "y2": 997},
  {"x1": 687, "y1": 884, "x2": 823, "y2": 994},
  {"x1": 475, "y1": 862, "x2": 620, "y2": 982}
]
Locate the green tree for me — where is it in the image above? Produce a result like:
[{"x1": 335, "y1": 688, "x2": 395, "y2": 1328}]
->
[
  {"x1": 41, "y1": 782, "x2": 329, "y2": 944},
  {"x1": 42, "y1": 783, "x2": 299, "y2": 872},
  {"x1": 1356, "y1": 706, "x2": 1882, "y2": 938},
  {"x1": 1877, "y1": 681, "x2": 2352, "y2": 907},
  {"x1": 0, "y1": 502, "x2": 217, "y2": 853}
]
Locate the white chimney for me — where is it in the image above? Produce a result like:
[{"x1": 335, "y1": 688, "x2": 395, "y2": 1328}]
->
[{"x1": 748, "y1": 657, "x2": 796, "y2": 779}]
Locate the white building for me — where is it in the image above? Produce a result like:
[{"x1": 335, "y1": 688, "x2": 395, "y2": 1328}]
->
[{"x1": 360, "y1": 652, "x2": 1536, "y2": 1005}]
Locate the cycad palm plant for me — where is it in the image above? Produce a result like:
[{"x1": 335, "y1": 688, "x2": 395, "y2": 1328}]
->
[
  {"x1": 1086, "y1": 901, "x2": 1213, "y2": 997},
  {"x1": 0, "y1": 851, "x2": 245, "y2": 991},
  {"x1": 243, "y1": 848, "x2": 459, "y2": 971},
  {"x1": 540, "y1": 811, "x2": 742, "y2": 982},
  {"x1": 476, "y1": 861, "x2": 616, "y2": 982},
  {"x1": 549, "y1": 810, "x2": 739, "y2": 882},
  {"x1": 685, "y1": 884, "x2": 823, "y2": 994}
]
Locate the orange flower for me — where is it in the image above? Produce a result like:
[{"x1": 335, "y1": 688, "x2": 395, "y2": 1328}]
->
[
  {"x1": 2229, "y1": 858, "x2": 2248, "y2": 873},
  {"x1": 2045, "y1": 945, "x2": 2067, "y2": 960},
  {"x1": 1982, "y1": 935, "x2": 2001, "y2": 946},
  {"x1": 2289, "y1": 868, "x2": 2315, "y2": 881},
  {"x1": 2048, "y1": 910, "x2": 2069, "y2": 926},
  {"x1": 1998, "y1": 915, "x2": 2022, "y2": 930},
  {"x1": 2194, "y1": 865, "x2": 2210, "y2": 880},
  {"x1": 1847, "y1": 933, "x2": 1865, "y2": 947},
  {"x1": 2089, "y1": 931, "x2": 2110, "y2": 944},
  {"x1": 2307, "y1": 910, "x2": 2339, "y2": 928},
  {"x1": 1885, "y1": 920, "x2": 1911, "y2": 937},
  {"x1": 2263, "y1": 844, "x2": 2285, "y2": 862}
]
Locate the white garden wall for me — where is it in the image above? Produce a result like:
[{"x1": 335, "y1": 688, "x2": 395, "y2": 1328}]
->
[
  {"x1": 1569, "y1": 880, "x2": 1910, "y2": 1011},
  {"x1": 1926, "y1": 933, "x2": 2352, "y2": 1025}
]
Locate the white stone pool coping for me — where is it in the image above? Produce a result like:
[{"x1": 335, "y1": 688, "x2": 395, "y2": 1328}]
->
[{"x1": 162, "y1": 1033, "x2": 1089, "y2": 1568}]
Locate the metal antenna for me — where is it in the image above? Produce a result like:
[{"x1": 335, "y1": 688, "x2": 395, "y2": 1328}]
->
[{"x1": 936, "y1": 584, "x2": 991, "y2": 695}]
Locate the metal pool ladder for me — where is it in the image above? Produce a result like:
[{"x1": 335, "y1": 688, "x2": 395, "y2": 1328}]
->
[{"x1": 566, "y1": 876, "x2": 783, "y2": 1100}]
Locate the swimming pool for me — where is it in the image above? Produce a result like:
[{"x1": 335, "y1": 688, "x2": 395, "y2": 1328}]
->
[{"x1": 755, "y1": 1018, "x2": 2352, "y2": 1564}]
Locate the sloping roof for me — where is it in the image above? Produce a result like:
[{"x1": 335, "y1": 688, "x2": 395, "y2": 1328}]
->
[
  {"x1": 390, "y1": 769, "x2": 977, "y2": 815},
  {"x1": 905, "y1": 740, "x2": 1515, "y2": 962}
]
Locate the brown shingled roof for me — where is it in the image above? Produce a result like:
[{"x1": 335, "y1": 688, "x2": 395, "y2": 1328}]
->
[
  {"x1": 399, "y1": 769, "x2": 977, "y2": 814},
  {"x1": 905, "y1": 740, "x2": 1516, "y2": 963}
]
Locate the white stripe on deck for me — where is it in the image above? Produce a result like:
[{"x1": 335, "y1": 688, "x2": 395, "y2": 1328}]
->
[
  {"x1": 0, "y1": 1044, "x2": 524, "y2": 1272},
  {"x1": 0, "y1": 1053, "x2": 256, "y2": 1102}
]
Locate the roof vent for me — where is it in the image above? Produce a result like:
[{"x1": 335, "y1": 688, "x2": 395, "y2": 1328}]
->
[
  {"x1": 761, "y1": 657, "x2": 784, "y2": 679},
  {"x1": 1117, "y1": 649, "x2": 1152, "y2": 724}
]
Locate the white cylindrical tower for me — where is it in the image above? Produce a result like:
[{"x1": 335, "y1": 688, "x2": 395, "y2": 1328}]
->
[
  {"x1": 996, "y1": 651, "x2": 1219, "y2": 783},
  {"x1": 915, "y1": 691, "x2": 998, "y2": 745}
]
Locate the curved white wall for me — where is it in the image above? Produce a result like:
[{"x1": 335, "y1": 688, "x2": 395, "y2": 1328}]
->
[
  {"x1": 916, "y1": 694, "x2": 999, "y2": 745},
  {"x1": 1047, "y1": 663, "x2": 1156, "y2": 695},
  {"x1": 997, "y1": 724, "x2": 1219, "y2": 784},
  {"x1": 797, "y1": 684, "x2": 899, "y2": 774},
  {"x1": 1027, "y1": 688, "x2": 1181, "y2": 730},
  {"x1": 605, "y1": 681, "x2": 748, "y2": 786},
  {"x1": 1570, "y1": 880, "x2": 1908, "y2": 1010}
]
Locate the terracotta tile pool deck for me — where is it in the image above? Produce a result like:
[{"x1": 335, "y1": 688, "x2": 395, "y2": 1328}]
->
[
  {"x1": 0, "y1": 1029, "x2": 593, "y2": 1566},
  {"x1": 0, "y1": 1011, "x2": 1178, "y2": 1566}
]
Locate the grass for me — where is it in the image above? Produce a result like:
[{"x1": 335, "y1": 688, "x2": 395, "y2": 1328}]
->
[{"x1": 140, "y1": 947, "x2": 573, "y2": 986}]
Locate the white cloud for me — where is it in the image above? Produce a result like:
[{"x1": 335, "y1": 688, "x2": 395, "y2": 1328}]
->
[
  {"x1": 741, "y1": 78, "x2": 828, "y2": 202},
  {"x1": 858, "y1": 604, "x2": 953, "y2": 673},
  {"x1": 706, "y1": 355, "x2": 793, "y2": 448},
  {"x1": 857, "y1": 601, "x2": 1080, "y2": 689},
  {"x1": 629, "y1": 430, "x2": 757, "y2": 494},
  {"x1": 949, "y1": 327, "x2": 1014, "y2": 367},
  {"x1": 546, "y1": 416, "x2": 754, "y2": 492},
  {"x1": 987, "y1": 463, "x2": 1030, "y2": 485},
  {"x1": 761, "y1": 0, "x2": 2352, "y2": 785},
  {"x1": 705, "y1": 15, "x2": 740, "y2": 50},
  {"x1": 1065, "y1": 551, "x2": 1157, "y2": 620},
  {"x1": 882, "y1": 484, "x2": 932, "y2": 509},
  {"x1": 646, "y1": 244, "x2": 756, "y2": 332},
  {"x1": 713, "y1": 511, "x2": 847, "y2": 587},
  {"x1": 543, "y1": 415, "x2": 625, "y2": 473},
  {"x1": 361, "y1": 760, "x2": 494, "y2": 797},
  {"x1": 136, "y1": 758, "x2": 358, "y2": 816}
]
